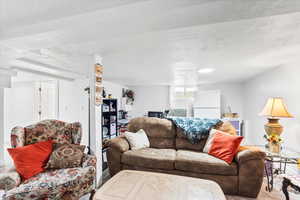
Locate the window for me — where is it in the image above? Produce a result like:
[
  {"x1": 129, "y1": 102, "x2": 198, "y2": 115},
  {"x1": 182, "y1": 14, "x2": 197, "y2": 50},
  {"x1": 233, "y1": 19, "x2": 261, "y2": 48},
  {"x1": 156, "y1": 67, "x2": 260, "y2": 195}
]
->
[{"x1": 169, "y1": 86, "x2": 197, "y2": 116}]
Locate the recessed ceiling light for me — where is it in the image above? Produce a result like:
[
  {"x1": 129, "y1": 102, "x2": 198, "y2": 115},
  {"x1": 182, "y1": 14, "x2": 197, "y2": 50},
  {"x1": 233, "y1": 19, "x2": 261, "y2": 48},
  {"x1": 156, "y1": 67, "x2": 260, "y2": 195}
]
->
[{"x1": 198, "y1": 68, "x2": 215, "y2": 74}]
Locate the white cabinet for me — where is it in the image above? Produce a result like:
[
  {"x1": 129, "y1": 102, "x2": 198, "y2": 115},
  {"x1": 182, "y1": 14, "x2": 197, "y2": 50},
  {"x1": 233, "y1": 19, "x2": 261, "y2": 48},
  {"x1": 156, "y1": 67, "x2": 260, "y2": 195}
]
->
[{"x1": 193, "y1": 90, "x2": 221, "y2": 118}]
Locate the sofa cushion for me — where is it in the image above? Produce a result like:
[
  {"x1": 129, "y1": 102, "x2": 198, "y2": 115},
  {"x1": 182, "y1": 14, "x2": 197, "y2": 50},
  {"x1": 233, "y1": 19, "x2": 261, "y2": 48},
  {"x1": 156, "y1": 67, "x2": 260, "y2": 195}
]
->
[
  {"x1": 5, "y1": 166, "x2": 95, "y2": 200},
  {"x1": 128, "y1": 117, "x2": 176, "y2": 139},
  {"x1": 121, "y1": 148, "x2": 176, "y2": 170},
  {"x1": 176, "y1": 138, "x2": 206, "y2": 152},
  {"x1": 149, "y1": 137, "x2": 175, "y2": 149},
  {"x1": 175, "y1": 150, "x2": 238, "y2": 176},
  {"x1": 216, "y1": 121, "x2": 237, "y2": 135}
]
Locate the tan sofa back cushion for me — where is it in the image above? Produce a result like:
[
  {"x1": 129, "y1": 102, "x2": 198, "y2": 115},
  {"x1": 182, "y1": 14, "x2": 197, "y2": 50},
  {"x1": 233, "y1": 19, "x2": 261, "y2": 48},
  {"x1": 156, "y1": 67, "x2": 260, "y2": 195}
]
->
[
  {"x1": 128, "y1": 117, "x2": 176, "y2": 148},
  {"x1": 175, "y1": 127, "x2": 207, "y2": 151},
  {"x1": 128, "y1": 117, "x2": 237, "y2": 151},
  {"x1": 216, "y1": 121, "x2": 237, "y2": 135}
]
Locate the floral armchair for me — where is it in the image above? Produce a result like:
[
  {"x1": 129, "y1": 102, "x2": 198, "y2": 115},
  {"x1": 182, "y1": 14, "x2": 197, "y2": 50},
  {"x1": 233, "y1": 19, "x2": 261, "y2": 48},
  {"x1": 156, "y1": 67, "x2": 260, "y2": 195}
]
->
[{"x1": 0, "y1": 120, "x2": 97, "y2": 200}]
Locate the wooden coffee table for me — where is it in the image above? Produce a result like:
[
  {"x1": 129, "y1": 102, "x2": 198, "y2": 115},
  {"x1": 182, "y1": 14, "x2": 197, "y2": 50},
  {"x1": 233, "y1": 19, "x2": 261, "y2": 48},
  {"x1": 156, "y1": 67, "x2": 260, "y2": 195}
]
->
[{"x1": 94, "y1": 170, "x2": 226, "y2": 200}]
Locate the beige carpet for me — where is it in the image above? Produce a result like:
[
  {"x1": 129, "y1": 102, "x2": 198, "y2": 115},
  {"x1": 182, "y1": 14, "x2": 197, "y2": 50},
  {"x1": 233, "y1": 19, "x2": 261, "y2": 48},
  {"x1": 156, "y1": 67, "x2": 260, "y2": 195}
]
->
[{"x1": 226, "y1": 182, "x2": 284, "y2": 200}]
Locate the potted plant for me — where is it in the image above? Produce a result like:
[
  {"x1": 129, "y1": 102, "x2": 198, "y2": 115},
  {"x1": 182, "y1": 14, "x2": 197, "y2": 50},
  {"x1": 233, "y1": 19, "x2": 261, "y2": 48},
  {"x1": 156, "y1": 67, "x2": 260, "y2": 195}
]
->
[{"x1": 264, "y1": 133, "x2": 283, "y2": 153}]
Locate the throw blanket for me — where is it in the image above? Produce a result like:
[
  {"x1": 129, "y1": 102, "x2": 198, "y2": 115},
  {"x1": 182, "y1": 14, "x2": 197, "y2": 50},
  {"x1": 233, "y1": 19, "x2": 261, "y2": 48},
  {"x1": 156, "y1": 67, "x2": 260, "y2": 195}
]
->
[{"x1": 168, "y1": 117, "x2": 222, "y2": 144}]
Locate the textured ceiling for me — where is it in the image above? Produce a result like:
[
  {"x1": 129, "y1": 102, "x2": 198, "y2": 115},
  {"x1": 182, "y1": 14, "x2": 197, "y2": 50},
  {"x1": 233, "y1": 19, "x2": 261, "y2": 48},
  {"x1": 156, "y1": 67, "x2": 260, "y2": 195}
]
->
[{"x1": 0, "y1": 0, "x2": 300, "y2": 85}]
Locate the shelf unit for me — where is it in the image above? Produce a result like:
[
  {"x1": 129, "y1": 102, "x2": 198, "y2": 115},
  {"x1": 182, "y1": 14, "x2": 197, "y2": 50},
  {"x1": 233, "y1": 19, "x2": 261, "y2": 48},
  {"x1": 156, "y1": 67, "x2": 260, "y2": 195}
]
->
[{"x1": 101, "y1": 98, "x2": 118, "y2": 171}]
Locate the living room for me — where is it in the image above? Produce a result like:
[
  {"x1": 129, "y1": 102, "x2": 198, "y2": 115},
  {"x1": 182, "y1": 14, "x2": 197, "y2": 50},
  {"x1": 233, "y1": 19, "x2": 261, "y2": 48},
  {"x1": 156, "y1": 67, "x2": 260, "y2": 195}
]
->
[{"x1": 0, "y1": 0, "x2": 300, "y2": 200}]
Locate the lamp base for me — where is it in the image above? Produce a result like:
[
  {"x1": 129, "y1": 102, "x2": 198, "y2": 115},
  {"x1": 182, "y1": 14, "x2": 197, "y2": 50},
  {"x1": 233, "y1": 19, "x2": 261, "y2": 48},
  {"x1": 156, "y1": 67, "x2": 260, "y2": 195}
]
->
[{"x1": 264, "y1": 118, "x2": 283, "y2": 136}]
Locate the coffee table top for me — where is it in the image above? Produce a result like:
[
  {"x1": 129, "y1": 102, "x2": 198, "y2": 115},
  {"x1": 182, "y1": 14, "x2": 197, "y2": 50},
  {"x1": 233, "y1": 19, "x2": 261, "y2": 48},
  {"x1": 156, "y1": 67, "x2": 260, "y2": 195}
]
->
[
  {"x1": 94, "y1": 170, "x2": 226, "y2": 200},
  {"x1": 253, "y1": 145, "x2": 300, "y2": 164}
]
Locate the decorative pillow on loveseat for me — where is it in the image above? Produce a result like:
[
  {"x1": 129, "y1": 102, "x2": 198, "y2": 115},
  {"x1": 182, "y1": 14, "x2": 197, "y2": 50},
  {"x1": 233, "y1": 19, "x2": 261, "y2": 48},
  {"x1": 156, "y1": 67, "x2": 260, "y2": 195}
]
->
[
  {"x1": 203, "y1": 129, "x2": 229, "y2": 153},
  {"x1": 124, "y1": 129, "x2": 150, "y2": 150},
  {"x1": 208, "y1": 132, "x2": 243, "y2": 164},
  {"x1": 45, "y1": 143, "x2": 85, "y2": 169}
]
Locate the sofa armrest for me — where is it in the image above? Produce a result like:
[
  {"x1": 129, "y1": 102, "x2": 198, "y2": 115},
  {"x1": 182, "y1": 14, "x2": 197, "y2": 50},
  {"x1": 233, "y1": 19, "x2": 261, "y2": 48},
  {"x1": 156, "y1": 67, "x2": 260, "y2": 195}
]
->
[
  {"x1": 108, "y1": 136, "x2": 130, "y2": 153},
  {"x1": 82, "y1": 154, "x2": 97, "y2": 168},
  {"x1": 107, "y1": 136, "x2": 130, "y2": 176},
  {"x1": 235, "y1": 149, "x2": 266, "y2": 164},
  {"x1": 0, "y1": 168, "x2": 21, "y2": 191},
  {"x1": 236, "y1": 149, "x2": 266, "y2": 198}
]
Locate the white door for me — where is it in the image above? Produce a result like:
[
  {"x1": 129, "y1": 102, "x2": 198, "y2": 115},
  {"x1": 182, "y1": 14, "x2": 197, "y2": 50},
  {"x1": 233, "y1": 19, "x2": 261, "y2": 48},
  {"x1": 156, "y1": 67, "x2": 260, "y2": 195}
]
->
[
  {"x1": 4, "y1": 80, "x2": 58, "y2": 165},
  {"x1": 38, "y1": 81, "x2": 58, "y2": 120}
]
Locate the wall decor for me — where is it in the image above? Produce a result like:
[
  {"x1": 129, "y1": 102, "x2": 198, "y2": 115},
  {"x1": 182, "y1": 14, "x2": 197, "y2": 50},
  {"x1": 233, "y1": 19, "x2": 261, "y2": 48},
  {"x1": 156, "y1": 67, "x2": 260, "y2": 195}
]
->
[
  {"x1": 123, "y1": 89, "x2": 135, "y2": 105},
  {"x1": 95, "y1": 63, "x2": 103, "y2": 106}
]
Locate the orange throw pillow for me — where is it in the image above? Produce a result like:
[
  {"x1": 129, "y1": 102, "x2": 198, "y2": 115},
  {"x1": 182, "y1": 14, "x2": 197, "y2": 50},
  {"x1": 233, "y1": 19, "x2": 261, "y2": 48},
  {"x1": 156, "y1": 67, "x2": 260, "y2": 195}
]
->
[
  {"x1": 208, "y1": 132, "x2": 243, "y2": 164},
  {"x1": 7, "y1": 140, "x2": 53, "y2": 180}
]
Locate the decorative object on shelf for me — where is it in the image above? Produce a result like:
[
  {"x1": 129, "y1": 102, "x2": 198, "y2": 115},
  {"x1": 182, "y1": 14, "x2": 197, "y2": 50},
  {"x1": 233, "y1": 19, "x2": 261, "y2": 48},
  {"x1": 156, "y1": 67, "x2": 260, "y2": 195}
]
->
[
  {"x1": 223, "y1": 106, "x2": 239, "y2": 118},
  {"x1": 94, "y1": 63, "x2": 103, "y2": 106},
  {"x1": 259, "y1": 97, "x2": 293, "y2": 136},
  {"x1": 123, "y1": 89, "x2": 135, "y2": 105},
  {"x1": 264, "y1": 133, "x2": 282, "y2": 153},
  {"x1": 102, "y1": 87, "x2": 106, "y2": 98},
  {"x1": 102, "y1": 103, "x2": 109, "y2": 112},
  {"x1": 108, "y1": 94, "x2": 112, "y2": 99}
]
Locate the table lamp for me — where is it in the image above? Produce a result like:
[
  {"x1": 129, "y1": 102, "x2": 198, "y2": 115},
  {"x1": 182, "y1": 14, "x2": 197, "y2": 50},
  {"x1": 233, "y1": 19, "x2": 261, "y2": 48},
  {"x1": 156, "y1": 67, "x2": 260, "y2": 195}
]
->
[{"x1": 259, "y1": 97, "x2": 293, "y2": 136}]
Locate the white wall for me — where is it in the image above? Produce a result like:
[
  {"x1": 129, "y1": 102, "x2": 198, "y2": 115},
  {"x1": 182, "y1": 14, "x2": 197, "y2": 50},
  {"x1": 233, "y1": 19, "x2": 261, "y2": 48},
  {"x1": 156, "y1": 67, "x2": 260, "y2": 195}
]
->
[
  {"x1": 0, "y1": 88, "x2": 4, "y2": 166},
  {"x1": 103, "y1": 81, "x2": 128, "y2": 109},
  {"x1": 0, "y1": 75, "x2": 11, "y2": 88},
  {"x1": 130, "y1": 83, "x2": 244, "y2": 118},
  {"x1": 243, "y1": 65, "x2": 300, "y2": 152},
  {"x1": 130, "y1": 85, "x2": 169, "y2": 118},
  {"x1": 3, "y1": 82, "x2": 37, "y2": 165},
  {"x1": 58, "y1": 79, "x2": 89, "y2": 147}
]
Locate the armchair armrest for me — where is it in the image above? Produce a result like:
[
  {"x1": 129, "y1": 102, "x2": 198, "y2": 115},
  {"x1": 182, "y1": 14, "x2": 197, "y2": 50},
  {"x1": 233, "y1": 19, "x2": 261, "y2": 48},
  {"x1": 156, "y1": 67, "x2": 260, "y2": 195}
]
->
[
  {"x1": 0, "y1": 168, "x2": 21, "y2": 191},
  {"x1": 108, "y1": 136, "x2": 130, "y2": 153},
  {"x1": 82, "y1": 154, "x2": 97, "y2": 168}
]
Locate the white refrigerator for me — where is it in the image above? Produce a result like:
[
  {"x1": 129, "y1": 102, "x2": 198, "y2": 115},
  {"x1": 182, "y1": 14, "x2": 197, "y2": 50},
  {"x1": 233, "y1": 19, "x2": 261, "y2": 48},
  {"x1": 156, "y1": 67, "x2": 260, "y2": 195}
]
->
[{"x1": 193, "y1": 90, "x2": 221, "y2": 118}]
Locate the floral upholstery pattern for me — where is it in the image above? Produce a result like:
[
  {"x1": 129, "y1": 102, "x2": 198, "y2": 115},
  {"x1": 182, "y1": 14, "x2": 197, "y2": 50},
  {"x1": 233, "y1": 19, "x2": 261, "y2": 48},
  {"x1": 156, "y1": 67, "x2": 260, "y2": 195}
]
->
[
  {"x1": 0, "y1": 168, "x2": 21, "y2": 191},
  {"x1": 4, "y1": 166, "x2": 95, "y2": 200},
  {"x1": 46, "y1": 144, "x2": 86, "y2": 169},
  {"x1": 71, "y1": 122, "x2": 82, "y2": 144},
  {"x1": 82, "y1": 154, "x2": 97, "y2": 168},
  {"x1": 25, "y1": 120, "x2": 78, "y2": 145},
  {"x1": 2, "y1": 120, "x2": 95, "y2": 200},
  {"x1": 11, "y1": 127, "x2": 25, "y2": 148}
]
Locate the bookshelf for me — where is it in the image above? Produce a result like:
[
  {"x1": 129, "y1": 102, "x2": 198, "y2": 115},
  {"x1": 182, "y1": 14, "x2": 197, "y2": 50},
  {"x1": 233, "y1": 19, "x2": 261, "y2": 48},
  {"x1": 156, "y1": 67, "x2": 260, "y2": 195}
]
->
[{"x1": 101, "y1": 98, "x2": 118, "y2": 171}]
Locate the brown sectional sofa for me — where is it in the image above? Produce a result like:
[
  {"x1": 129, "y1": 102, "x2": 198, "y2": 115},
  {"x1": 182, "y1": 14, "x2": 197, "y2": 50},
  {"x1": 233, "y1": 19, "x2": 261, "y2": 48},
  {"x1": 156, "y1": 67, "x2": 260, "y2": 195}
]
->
[{"x1": 107, "y1": 117, "x2": 266, "y2": 198}]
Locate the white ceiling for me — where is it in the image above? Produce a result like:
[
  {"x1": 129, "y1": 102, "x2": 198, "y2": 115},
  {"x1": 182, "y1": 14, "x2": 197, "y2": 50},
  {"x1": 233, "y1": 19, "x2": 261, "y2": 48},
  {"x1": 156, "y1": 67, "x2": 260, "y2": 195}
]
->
[{"x1": 0, "y1": 0, "x2": 300, "y2": 85}]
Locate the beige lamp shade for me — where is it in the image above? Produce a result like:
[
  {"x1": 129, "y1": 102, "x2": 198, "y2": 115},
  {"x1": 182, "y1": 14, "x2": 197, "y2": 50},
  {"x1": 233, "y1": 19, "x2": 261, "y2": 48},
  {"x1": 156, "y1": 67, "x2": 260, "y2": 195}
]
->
[{"x1": 259, "y1": 97, "x2": 293, "y2": 118}]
